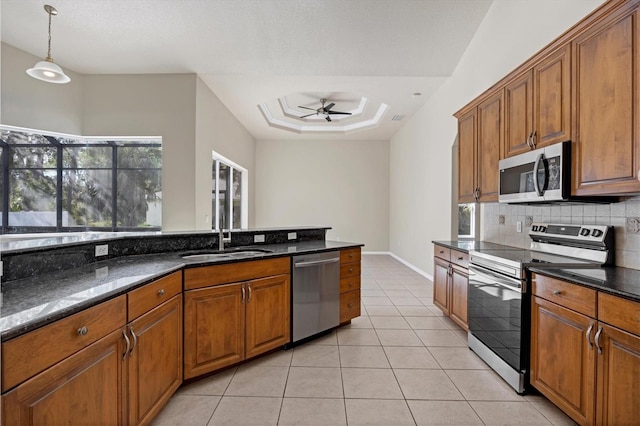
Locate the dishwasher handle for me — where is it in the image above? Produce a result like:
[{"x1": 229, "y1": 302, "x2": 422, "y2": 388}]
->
[{"x1": 294, "y1": 257, "x2": 340, "y2": 268}]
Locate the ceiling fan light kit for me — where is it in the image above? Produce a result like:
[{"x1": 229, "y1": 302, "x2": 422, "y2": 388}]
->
[
  {"x1": 298, "y1": 98, "x2": 353, "y2": 122},
  {"x1": 26, "y1": 4, "x2": 71, "y2": 84}
]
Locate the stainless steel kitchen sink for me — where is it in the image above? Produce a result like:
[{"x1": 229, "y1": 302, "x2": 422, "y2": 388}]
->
[{"x1": 181, "y1": 248, "x2": 272, "y2": 262}]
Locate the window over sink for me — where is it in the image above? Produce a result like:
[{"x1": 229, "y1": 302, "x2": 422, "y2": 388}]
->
[{"x1": 212, "y1": 151, "x2": 248, "y2": 231}]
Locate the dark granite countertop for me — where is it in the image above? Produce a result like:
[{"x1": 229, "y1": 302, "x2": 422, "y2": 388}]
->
[
  {"x1": 432, "y1": 240, "x2": 520, "y2": 253},
  {"x1": 0, "y1": 239, "x2": 362, "y2": 342},
  {"x1": 529, "y1": 266, "x2": 640, "y2": 302}
]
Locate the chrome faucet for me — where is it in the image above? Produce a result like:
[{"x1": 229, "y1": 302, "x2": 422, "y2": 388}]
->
[{"x1": 218, "y1": 229, "x2": 231, "y2": 251}]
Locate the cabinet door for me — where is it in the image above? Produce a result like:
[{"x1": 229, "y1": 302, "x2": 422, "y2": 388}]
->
[
  {"x1": 184, "y1": 283, "x2": 245, "y2": 379},
  {"x1": 596, "y1": 323, "x2": 640, "y2": 426},
  {"x1": 449, "y1": 264, "x2": 469, "y2": 331},
  {"x1": 340, "y1": 289, "x2": 361, "y2": 324},
  {"x1": 2, "y1": 329, "x2": 126, "y2": 425},
  {"x1": 573, "y1": 6, "x2": 640, "y2": 195},
  {"x1": 458, "y1": 108, "x2": 477, "y2": 203},
  {"x1": 530, "y1": 296, "x2": 596, "y2": 425},
  {"x1": 245, "y1": 274, "x2": 291, "y2": 359},
  {"x1": 128, "y1": 295, "x2": 182, "y2": 426},
  {"x1": 534, "y1": 45, "x2": 571, "y2": 148},
  {"x1": 477, "y1": 90, "x2": 503, "y2": 202},
  {"x1": 433, "y1": 257, "x2": 450, "y2": 315},
  {"x1": 504, "y1": 71, "x2": 534, "y2": 157}
]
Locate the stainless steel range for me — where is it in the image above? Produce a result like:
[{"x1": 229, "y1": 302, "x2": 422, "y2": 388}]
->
[{"x1": 467, "y1": 223, "x2": 614, "y2": 394}]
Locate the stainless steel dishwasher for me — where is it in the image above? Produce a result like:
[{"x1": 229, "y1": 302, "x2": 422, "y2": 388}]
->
[{"x1": 291, "y1": 251, "x2": 340, "y2": 343}]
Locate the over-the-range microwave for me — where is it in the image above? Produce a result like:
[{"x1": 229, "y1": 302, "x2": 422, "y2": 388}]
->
[{"x1": 499, "y1": 141, "x2": 570, "y2": 203}]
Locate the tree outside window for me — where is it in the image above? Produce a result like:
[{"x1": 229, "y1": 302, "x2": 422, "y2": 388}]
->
[{"x1": 458, "y1": 203, "x2": 475, "y2": 238}]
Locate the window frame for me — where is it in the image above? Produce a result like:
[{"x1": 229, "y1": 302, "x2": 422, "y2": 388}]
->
[
  {"x1": 212, "y1": 151, "x2": 248, "y2": 231},
  {"x1": 457, "y1": 203, "x2": 476, "y2": 239}
]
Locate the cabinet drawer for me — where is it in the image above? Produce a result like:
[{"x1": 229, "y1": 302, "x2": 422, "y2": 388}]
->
[
  {"x1": 340, "y1": 248, "x2": 361, "y2": 264},
  {"x1": 451, "y1": 250, "x2": 469, "y2": 269},
  {"x1": 434, "y1": 245, "x2": 451, "y2": 261},
  {"x1": 2, "y1": 295, "x2": 126, "y2": 392},
  {"x1": 128, "y1": 271, "x2": 182, "y2": 321},
  {"x1": 340, "y1": 276, "x2": 361, "y2": 293},
  {"x1": 532, "y1": 273, "x2": 596, "y2": 317},
  {"x1": 340, "y1": 289, "x2": 361, "y2": 324},
  {"x1": 184, "y1": 257, "x2": 290, "y2": 290},
  {"x1": 599, "y1": 292, "x2": 640, "y2": 336},
  {"x1": 340, "y1": 262, "x2": 361, "y2": 279}
]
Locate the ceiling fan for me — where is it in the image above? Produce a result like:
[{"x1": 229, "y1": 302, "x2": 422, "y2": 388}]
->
[{"x1": 298, "y1": 98, "x2": 352, "y2": 122}]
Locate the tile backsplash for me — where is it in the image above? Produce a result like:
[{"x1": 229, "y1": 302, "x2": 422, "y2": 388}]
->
[{"x1": 481, "y1": 196, "x2": 640, "y2": 270}]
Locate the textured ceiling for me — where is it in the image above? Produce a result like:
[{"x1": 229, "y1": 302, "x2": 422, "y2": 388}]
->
[{"x1": 1, "y1": 0, "x2": 494, "y2": 140}]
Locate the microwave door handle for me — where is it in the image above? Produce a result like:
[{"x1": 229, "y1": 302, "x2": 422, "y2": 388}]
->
[{"x1": 533, "y1": 152, "x2": 544, "y2": 196}]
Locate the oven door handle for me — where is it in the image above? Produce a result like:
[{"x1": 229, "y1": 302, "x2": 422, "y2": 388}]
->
[
  {"x1": 469, "y1": 264, "x2": 524, "y2": 293},
  {"x1": 533, "y1": 152, "x2": 545, "y2": 196}
]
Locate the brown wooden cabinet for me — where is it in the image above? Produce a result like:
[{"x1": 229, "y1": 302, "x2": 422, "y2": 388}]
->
[
  {"x1": 457, "y1": 108, "x2": 477, "y2": 203},
  {"x1": 340, "y1": 247, "x2": 361, "y2": 324},
  {"x1": 183, "y1": 258, "x2": 291, "y2": 379},
  {"x1": 433, "y1": 244, "x2": 468, "y2": 330},
  {"x1": 504, "y1": 70, "x2": 534, "y2": 157},
  {"x1": 572, "y1": 3, "x2": 640, "y2": 196},
  {"x1": 531, "y1": 273, "x2": 640, "y2": 425}
]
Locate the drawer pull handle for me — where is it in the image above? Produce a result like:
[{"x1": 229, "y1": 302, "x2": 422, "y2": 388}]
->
[
  {"x1": 553, "y1": 290, "x2": 562, "y2": 296},
  {"x1": 122, "y1": 330, "x2": 130, "y2": 361},
  {"x1": 77, "y1": 326, "x2": 88, "y2": 336},
  {"x1": 348, "y1": 282, "x2": 353, "y2": 287},
  {"x1": 439, "y1": 250, "x2": 444, "y2": 254},
  {"x1": 348, "y1": 303, "x2": 353, "y2": 308},
  {"x1": 349, "y1": 267, "x2": 353, "y2": 273},
  {"x1": 241, "y1": 286, "x2": 246, "y2": 304},
  {"x1": 129, "y1": 327, "x2": 137, "y2": 356},
  {"x1": 349, "y1": 254, "x2": 354, "y2": 258},
  {"x1": 158, "y1": 289, "x2": 165, "y2": 296},
  {"x1": 586, "y1": 323, "x2": 594, "y2": 349},
  {"x1": 457, "y1": 257, "x2": 463, "y2": 260}
]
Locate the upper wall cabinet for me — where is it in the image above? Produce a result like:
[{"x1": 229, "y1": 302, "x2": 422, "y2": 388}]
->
[
  {"x1": 572, "y1": 4, "x2": 640, "y2": 196},
  {"x1": 504, "y1": 45, "x2": 571, "y2": 158}
]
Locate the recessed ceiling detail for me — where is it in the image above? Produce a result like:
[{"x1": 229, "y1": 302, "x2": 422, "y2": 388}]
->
[{"x1": 259, "y1": 92, "x2": 389, "y2": 134}]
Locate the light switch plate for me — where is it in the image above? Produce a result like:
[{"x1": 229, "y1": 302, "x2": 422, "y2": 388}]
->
[
  {"x1": 95, "y1": 244, "x2": 109, "y2": 257},
  {"x1": 288, "y1": 232, "x2": 297, "y2": 240},
  {"x1": 254, "y1": 234, "x2": 265, "y2": 243}
]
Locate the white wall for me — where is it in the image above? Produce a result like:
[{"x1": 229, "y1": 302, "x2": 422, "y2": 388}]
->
[
  {"x1": 255, "y1": 139, "x2": 389, "y2": 251},
  {"x1": 1, "y1": 43, "x2": 83, "y2": 134},
  {"x1": 389, "y1": 0, "x2": 605, "y2": 276},
  {"x1": 195, "y1": 77, "x2": 256, "y2": 229}
]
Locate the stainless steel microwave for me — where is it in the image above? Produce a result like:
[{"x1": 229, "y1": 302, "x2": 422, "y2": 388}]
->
[{"x1": 499, "y1": 141, "x2": 570, "y2": 203}]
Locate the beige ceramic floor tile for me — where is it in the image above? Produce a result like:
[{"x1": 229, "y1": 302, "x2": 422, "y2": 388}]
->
[
  {"x1": 383, "y1": 290, "x2": 414, "y2": 298},
  {"x1": 376, "y1": 329, "x2": 424, "y2": 346},
  {"x1": 339, "y1": 345, "x2": 390, "y2": 368},
  {"x1": 407, "y1": 400, "x2": 483, "y2": 425},
  {"x1": 284, "y1": 367, "x2": 343, "y2": 398},
  {"x1": 468, "y1": 401, "x2": 553, "y2": 425},
  {"x1": 369, "y1": 315, "x2": 411, "y2": 329},
  {"x1": 364, "y1": 305, "x2": 402, "y2": 316},
  {"x1": 225, "y1": 365, "x2": 289, "y2": 397},
  {"x1": 342, "y1": 368, "x2": 404, "y2": 399},
  {"x1": 152, "y1": 394, "x2": 219, "y2": 426},
  {"x1": 383, "y1": 347, "x2": 440, "y2": 369},
  {"x1": 337, "y1": 328, "x2": 381, "y2": 346},
  {"x1": 404, "y1": 316, "x2": 452, "y2": 330},
  {"x1": 393, "y1": 369, "x2": 464, "y2": 400},
  {"x1": 396, "y1": 306, "x2": 436, "y2": 317},
  {"x1": 446, "y1": 370, "x2": 523, "y2": 401},
  {"x1": 343, "y1": 315, "x2": 374, "y2": 328},
  {"x1": 291, "y1": 344, "x2": 340, "y2": 367},
  {"x1": 428, "y1": 347, "x2": 489, "y2": 370},
  {"x1": 361, "y1": 289, "x2": 387, "y2": 297},
  {"x1": 391, "y1": 297, "x2": 424, "y2": 306},
  {"x1": 376, "y1": 281, "x2": 407, "y2": 290},
  {"x1": 208, "y1": 396, "x2": 281, "y2": 425},
  {"x1": 345, "y1": 399, "x2": 415, "y2": 426},
  {"x1": 362, "y1": 296, "x2": 394, "y2": 306},
  {"x1": 528, "y1": 398, "x2": 577, "y2": 425},
  {"x1": 415, "y1": 330, "x2": 466, "y2": 347},
  {"x1": 178, "y1": 368, "x2": 236, "y2": 396},
  {"x1": 278, "y1": 398, "x2": 347, "y2": 426},
  {"x1": 306, "y1": 330, "x2": 338, "y2": 346},
  {"x1": 248, "y1": 350, "x2": 293, "y2": 367}
]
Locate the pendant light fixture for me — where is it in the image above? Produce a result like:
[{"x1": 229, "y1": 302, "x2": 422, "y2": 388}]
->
[{"x1": 26, "y1": 4, "x2": 71, "y2": 84}]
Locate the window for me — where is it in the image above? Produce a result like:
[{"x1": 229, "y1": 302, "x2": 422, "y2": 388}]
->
[
  {"x1": 0, "y1": 126, "x2": 161, "y2": 233},
  {"x1": 458, "y1": 203, "x2": 475, "y2": 238},
  {"x1": 212, "y1": 152, "x2": 247, "y2": 231}
]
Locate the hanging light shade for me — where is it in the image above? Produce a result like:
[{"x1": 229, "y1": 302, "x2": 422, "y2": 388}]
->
[{"x1": 26, "y1": 5, "x2": 70, "y2": 84}]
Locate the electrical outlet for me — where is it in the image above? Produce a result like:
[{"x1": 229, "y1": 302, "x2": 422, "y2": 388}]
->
[
  {"x1": 254, "y1": 234, "x2": 265, "y2": 243},
  {"x1": 95, "y1": 244, "x2": 109, "y2": 257},
  {"x1": 288, "y1": 232, "x2": 297, "y2": 240},
  {"x1": 517, "y1": 221, "x2": 523, "y2": 233},
  {"x1": 0, "y1": 260, "x2": 3, "y2": 277}
]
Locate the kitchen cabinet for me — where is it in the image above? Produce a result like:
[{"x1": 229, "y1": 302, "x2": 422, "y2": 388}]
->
[
  {"x1": 504, "y1": 45, "x2": 571, "y2": 158},
  {"x1": 1, "y1": 271, "x2": 184, "y2": 426},
  {"x1": 433, "y1": 244, "x2": 469, "y2": 330},
  {"x1": 456, "y1": 90, "x2": 503, "y2": 203},
  {"x1": 340, "y1": 247, "x2": 361, "y2": 324},
  {"x1": 531, "y1": 273, "x2": 640, "y2": 425},
  {"x1": 183, "y1": 258, "x2": 290, "y2": 379}
]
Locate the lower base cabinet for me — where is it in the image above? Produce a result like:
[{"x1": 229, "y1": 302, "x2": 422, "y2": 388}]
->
[
  {"x1": 433, "y1": 244, "x2": 469, "y2": 331},
  {"x1": 340, "y1": 248, "x2": 362, "y2": 324}
]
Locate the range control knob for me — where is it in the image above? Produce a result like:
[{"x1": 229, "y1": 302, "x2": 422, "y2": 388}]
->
[
  {"x1": 532, "y1": 225, "x2": 539, "y2": 232},
  {"x1": 591, "y1": 229, "x2": 604, "y2": 238},
  {"x1": 579, "y1": 228, "x2": 591, "y2": 237},
  {"x1": 539, "y1": 226, "x2": 547, "y2": 232}
]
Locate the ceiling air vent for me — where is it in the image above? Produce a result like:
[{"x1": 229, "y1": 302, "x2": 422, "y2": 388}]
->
[{"x1": 391, "y1": 115, "x2": 405, "y2": 121}]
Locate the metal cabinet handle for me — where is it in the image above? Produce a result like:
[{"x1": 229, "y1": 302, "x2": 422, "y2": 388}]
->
[
  {"x1": 247, "y1": 284, "x2": 252, "y2": 303},
  {"x1": 158, "y1": 288, "x2": 165, "y2": 296},
  {"x1": 349, "y1": 254, "x2": 354, "y2": 258},
  {"x1": 595, "y1": 326, "x2": 603, "y2": 354},
  {"x1": 526, "y1": 132, "x2": 533, "y2": 149},
  {"x1": 348, "y1": 282, "x2": 354, "y2": 287},
  {"x1": 553, "y1": 290, "x2": 562, "y2": 296},
  {"x1": 439, "y1": 250, "x2": 444, "y2": 254},
  {"x1": 349, "y1": 267, "x2": 354, "y2": 273},
  {"x1": 457, "y1": 256, "x2": 464, "y2": 261},
  {"x1": 348, "y1": 303, "x2": 353, "y2": 308},
  {"x1": 122, "y1": 329, "x2": 130, "y2": 361},
  {"x1": 531, "y1": 131, "x2": 537, "y2": 149},
  {"x1": 586, "y1": 323, "x2": 594, "y2": 349},
  {"x1": 77, "y1": 326, "x2": 88, "y2": 336},
  {"x1": 241, "y1": 286, "x2": 246, "y2": 304},
  {"x1": 129, "y1": 327, "x2": 137, "y2": 356},
  {"x1": 474, "y1": 188, "x2": 480, "y2": 201}
]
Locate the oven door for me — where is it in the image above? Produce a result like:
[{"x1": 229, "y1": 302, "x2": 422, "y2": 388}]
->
[{"x1": 468, "y1": 263, "x2": 527, "y2": 374}]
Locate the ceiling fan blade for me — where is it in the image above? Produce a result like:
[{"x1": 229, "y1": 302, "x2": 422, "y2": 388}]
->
[
  {"x1": 323, "y1": 102, "x2": 335, "y2": 111},
  {"x1": 299, "y1": 113, "x2": 317, "y2": 118},
  {"x1": 298, "y1": 106, "x2": 317, "y2": 111},
  {"x1": 328, "y1": 111, "x2": 352, "y2": 115},
  {"x1": 325, "y1": 115, "x2": 332, "y2": 122}
]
